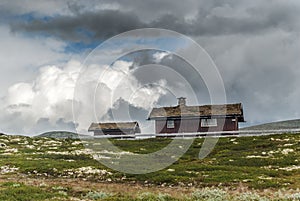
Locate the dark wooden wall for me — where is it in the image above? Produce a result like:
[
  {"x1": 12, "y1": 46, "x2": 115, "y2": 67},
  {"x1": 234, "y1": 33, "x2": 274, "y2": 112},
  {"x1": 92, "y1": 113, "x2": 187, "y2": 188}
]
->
[{"x1": 155, "y1": 117, "x2": 238, "y2": 134}]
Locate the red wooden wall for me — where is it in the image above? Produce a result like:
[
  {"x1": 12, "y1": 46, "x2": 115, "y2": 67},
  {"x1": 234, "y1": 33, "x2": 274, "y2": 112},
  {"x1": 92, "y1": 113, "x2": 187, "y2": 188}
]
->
[{"x1": 155, "y1": 117, "x2": 238, "y2": 134}]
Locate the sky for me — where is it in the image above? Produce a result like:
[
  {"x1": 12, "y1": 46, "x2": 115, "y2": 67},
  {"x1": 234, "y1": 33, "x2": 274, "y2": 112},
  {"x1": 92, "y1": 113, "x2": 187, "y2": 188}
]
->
[{"x1": 0, "y1": 0, "x2": 300, "y2": 135}]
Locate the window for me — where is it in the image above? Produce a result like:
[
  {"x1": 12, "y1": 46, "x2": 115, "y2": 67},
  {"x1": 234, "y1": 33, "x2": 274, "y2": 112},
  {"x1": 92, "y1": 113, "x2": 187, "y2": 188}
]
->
[
  {"x1": 201, "y1": 119, "x2": 217, "y2": 127},
  {"x1": 167, "y1": 120, "x2": 175, "y2": 128}
]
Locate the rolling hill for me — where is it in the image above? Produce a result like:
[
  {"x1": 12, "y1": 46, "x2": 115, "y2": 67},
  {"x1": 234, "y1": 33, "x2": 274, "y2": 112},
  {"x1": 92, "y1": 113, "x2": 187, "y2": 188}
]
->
[
  {"x1": 37, "y1": 131, "x2": 90, "y2": 139},
  {"x1": 242, "y1": 119, "x2": 300, "y2": 130}
]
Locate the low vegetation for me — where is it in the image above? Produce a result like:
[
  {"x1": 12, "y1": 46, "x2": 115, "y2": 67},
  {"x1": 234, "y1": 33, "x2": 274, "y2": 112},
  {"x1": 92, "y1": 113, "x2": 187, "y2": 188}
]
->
[{"x1": 0, "y1": 132, "x2": 299, "y2": 200}]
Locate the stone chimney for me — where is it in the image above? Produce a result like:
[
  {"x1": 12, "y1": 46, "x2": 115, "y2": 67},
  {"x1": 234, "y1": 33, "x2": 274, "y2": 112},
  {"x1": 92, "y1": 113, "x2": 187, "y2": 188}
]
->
[{"x1": 177, "y1": 97, "x2": 186, "y2": 107}]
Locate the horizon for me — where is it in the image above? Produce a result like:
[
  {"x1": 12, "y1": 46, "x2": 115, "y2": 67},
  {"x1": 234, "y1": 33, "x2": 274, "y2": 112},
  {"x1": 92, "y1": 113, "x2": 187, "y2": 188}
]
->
[{"x1": 3, "y1": 118, "x2": 300, "y2": 137}]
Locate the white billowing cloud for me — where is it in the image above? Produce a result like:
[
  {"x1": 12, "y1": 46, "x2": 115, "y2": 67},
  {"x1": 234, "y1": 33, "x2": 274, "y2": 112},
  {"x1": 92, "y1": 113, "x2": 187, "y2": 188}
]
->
[
  {"x1": 129, "y1": 79, "x2": 168, "y2": 109},
  {"x1": 0, "y1": 25, "x2": 71, "y2": 98},
  {"x1": 153, "y1": 52, "x2": 171, "y2": 63},
  {"x1": 75, "y1": 60, "x2": 168, "y2": 133},
  {"x1": 0, "y1": 61, "x2": 81, "y2": 134},
  {"x1": 0, "y1": 59, "x2": 168, "y2": 135},
  {"x1": 6, "y1": 83, "x2": 35, "y2": 105}
]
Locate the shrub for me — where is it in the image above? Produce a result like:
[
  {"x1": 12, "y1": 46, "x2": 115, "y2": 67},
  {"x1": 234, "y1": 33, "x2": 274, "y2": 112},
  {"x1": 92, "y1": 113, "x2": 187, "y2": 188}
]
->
[
  {"x1": 84, "y1": 191, "x2": 112, "y2": 200},
  {"x1": 137, "y1": 192, "x2": 174, "y2": 201},
  {"x1": 288, "y1": 192, "x2": 300, "y2": 201},
  {"x1": 234, "y1": 192, "x2": 269, "y2": 201},
  {"x1": 192, "y1": 188, "x2": 229, "y2": 201}
]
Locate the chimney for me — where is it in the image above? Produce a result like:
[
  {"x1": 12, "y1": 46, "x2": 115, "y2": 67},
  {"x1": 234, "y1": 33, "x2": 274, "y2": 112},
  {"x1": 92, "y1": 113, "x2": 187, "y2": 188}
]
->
[{"x1": 177, "y1": 97, "x2": 186, "y2": 107}]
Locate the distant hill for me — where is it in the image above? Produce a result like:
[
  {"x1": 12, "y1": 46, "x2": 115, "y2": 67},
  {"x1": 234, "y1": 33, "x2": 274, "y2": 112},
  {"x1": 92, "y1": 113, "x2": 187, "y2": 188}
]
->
[
  {"x1": 37, "y1": 131, "x2": 90, "y2": 139},
  {"x1": 242, "y1": 119, "x2": 300, "y2": 130}
]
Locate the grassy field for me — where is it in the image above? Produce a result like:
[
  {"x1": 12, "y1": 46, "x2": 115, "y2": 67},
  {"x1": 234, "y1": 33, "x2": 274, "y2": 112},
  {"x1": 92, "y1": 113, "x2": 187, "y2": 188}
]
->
[{"x1": 0, "y1": 132, "x2": 299, "y2": 200}]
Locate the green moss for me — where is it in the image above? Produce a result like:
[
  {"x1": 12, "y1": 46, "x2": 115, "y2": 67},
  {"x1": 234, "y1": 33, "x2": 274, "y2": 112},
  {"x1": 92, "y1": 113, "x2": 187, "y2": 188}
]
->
[{"x1": 0, "y1": 182, "x2": 64, "y2": 201}]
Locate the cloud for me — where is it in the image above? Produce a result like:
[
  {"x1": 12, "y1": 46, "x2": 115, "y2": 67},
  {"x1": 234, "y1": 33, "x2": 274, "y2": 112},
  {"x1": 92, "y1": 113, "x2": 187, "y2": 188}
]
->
[
  {"x1": 74, "y1": 59, "x2": 169, "y2": 134},
  {"x1": 101, "y1": 98, "x2": 154, "y2": 133},
  {"x1": 8, "y1": 0, "x2": 300, "y2": 43},
  {"x1": 195, "y1": 29, "x2": 300, "y2": 125},
  {"x1": 0, "y1": 0, "x2": 71, "y2": 18},
  {"x1": 0, "y1": 25, "x2": 72, "y2": 98},
  {"x1": 0, "y1": 59, "x2": 168, "y2": 135},
  {"x1": 152, "y1": 52, "x2": 171, "y2": 63},
  {"x1": 10, "y1": 10, "x2": 144, "y2": 43},
  {"x1": 0, "y1": 61, "x2": 80, "y2": 134}
]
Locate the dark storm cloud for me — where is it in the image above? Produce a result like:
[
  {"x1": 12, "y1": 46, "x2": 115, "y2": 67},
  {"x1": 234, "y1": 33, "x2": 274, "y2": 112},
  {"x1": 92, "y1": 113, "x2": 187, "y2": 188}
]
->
[
  {"x1": 101, "y1": 98, "x2": 153, "y2": 133},
  {"x1": 11, "y1": 10, "x2": 144, "y2": 42},
  {"x1": 10, "y1": 0, "x2": 300, "y2": 42},
  {"x1": 102, "y1": 98, "x2": 149, "y2": 122},
  {"x1": 128, "y1": 50, "x2": 211, "y2": 104},
  {"x1": 196, "y1": 31, "x2": 300, "y2": 126}
]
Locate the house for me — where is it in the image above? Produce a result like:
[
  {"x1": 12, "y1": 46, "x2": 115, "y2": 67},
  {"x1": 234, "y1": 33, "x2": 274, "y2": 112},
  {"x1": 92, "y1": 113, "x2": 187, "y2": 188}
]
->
[
  {"x1": 147, "y1": 97, "x2": 245, "y2": 134},
  {"x1": 88, "y1": 121, "x2": 141, "y2": 135}
]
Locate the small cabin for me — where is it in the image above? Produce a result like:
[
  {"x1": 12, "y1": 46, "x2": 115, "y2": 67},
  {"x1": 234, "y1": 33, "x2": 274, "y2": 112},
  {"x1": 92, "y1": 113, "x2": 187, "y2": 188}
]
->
[
  {"x1": 88, "y1": 121, "x2": 141, "y2": 136},
  {"x1": 148, "y1": 97, "x2": 245, "y2": 134}
]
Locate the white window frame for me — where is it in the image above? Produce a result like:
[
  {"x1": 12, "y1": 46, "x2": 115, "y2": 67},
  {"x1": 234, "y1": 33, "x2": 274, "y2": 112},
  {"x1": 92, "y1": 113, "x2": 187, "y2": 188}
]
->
[
  {"x1": 167, "y1": 120, "x2": 175, "y2": 128},
  {"x1": 201, "y1": 118, "x2": 217, "y2": 127}
]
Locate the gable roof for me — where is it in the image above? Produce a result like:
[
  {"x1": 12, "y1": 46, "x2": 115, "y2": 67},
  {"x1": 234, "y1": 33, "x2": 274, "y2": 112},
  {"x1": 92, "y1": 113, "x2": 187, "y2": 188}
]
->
[
  {"x1": 148, "y1": 103, "x2": 244, "y2": 122},
  {"x1": 88, "y1": 121, "x2": 140, "y2": 132}
]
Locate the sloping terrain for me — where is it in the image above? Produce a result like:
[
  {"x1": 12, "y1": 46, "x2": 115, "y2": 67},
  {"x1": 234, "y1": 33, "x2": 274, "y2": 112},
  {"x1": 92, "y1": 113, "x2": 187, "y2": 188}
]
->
[{"x1": 242, "y1": 119, "x2": 300, "y2": 130}]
